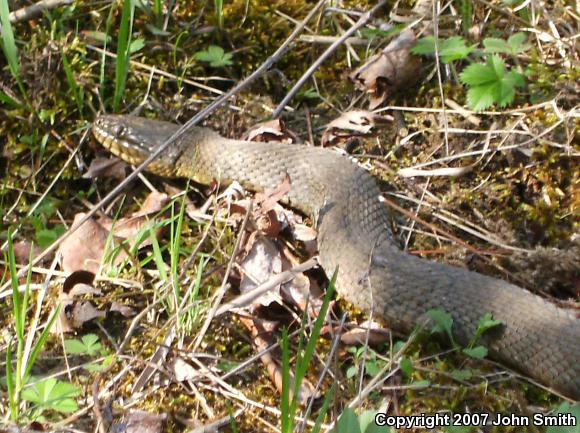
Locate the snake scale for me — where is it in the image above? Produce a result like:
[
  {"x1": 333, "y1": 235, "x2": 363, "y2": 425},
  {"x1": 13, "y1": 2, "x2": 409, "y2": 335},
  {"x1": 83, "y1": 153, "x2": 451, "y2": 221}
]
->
[{"x1": 93, "y1": 115, "x2": 580, "y2": 400}]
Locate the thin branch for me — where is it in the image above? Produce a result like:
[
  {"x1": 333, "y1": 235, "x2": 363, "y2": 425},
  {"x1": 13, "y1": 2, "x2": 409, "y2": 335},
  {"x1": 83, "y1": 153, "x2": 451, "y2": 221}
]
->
[
  {"x1": 8, "y1": 0, "x2": 72, "y2": 23},
  {"x1": 271, "y1": 0, "x2": 388, "y2": 118}
]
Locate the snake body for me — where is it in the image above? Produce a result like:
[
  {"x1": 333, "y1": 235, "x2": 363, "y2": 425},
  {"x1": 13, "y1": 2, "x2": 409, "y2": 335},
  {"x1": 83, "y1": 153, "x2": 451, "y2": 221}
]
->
[{"x1": 93, "y1": 115, "x2": 580, "y2": 399}]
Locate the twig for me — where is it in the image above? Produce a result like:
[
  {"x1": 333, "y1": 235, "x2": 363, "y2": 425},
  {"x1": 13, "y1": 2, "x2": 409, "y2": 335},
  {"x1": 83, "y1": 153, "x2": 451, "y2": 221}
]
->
[
  {"x1": 271, "y1": 0, "x2": 388, "y2": 118},
  {"x1": 8, "y1": 0, "x2": 72, "y2": 23},
  {"x1": 0, "y1": 0, "x2": 328, "y2": 292},
  {"x1": 214, "y1": 257, "x2": 319, "y2": 316}
]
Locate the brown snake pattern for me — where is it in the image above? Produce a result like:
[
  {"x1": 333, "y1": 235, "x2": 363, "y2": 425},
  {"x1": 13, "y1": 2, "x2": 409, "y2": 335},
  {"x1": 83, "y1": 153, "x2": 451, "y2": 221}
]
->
[{"x1": 93, "y1": 115, "x2": 580, "y2": 399}]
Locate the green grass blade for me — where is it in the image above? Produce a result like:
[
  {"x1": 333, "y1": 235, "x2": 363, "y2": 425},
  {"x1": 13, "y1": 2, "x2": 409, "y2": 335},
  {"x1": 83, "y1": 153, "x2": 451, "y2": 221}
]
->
[
  {"x1": 23, "y1": 303, "x2": 61, "y2": 381},
  {"x1": 0, "y1": 0, "x2": 19, "y2": 79},
  {"x1": 311, "y1": 383, "x2": 334, "y2": 433},
  {"x1": 150, "y1": 227, "x2": 168, "y2": 282},
  {"x1": 113, "y1": 0, "x2": 135, "y2": 111},
  {"x1": 291, "y1": 269, "x2": 336, "y2": 405},
  {"x1": 280, "y1": 328, "x2": 291, "y2": 433},
  {"x1": 6, "y1": 231, "x2": 24, "y2": 342},
  {"x1": 5, "y1": 341, "x2": 17, "y2": 420}
]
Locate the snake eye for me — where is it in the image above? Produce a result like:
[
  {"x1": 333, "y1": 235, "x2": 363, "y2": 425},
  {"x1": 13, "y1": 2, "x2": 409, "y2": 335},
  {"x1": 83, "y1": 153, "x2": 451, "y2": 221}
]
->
[{"x1": 113, "y1": 125, "x2": 126, "y2": 137}]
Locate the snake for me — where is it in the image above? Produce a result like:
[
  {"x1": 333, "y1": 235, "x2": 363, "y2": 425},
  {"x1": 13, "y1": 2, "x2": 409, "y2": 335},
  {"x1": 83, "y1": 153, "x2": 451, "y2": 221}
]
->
[{"x1": 93, "y1": 114, "x2": 580, "y2": 400}]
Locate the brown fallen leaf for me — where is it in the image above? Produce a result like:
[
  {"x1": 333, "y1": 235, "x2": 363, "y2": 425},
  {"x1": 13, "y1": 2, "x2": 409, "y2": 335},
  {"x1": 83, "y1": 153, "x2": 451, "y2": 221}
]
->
[
  {"x1": 111, "y1": 410, "x2": 167, "y2": 433},
  {"x1": 242, "y1": 119, "x2": 299, "y2": 144},
  {"x1": 109, "y1": 301, "x2": 136, "y2": 317},
  {"x1": 340, "y1": 320, "x2": 391, "y2": 346},
  {"x1": 100, "y1": 191, "x2": 169, "y2": 245},
  {"x1": 321, "y1": 110, "x2": 392, "y2": 149},
  {"x1": 169, "y1": 356, "x2": 200, "y2": 382},
  {"x1": 255, "y1": 174, "x2": 292, "y2": 214},
  {"x1": 59, "y1": 213, "x2": 120, "y2": 274},
  {"x1": 70, "y1": 301, "x2": 106, "y2": 328},
  {"x1": 62, "y1": 270, "x2": 96, "y2": 294},
  {"x1": 83, "y1": 156, "x2": 128, "y2": 180},
  {"x1": 239, "y1": 235, "x2": 282, "y2": 306},
  {"x1": 350, "y1": 30, "x2": 422, "y2": 109},
  {"x1": 12, "y1": 241, "x2": 44, "y2": 266}
]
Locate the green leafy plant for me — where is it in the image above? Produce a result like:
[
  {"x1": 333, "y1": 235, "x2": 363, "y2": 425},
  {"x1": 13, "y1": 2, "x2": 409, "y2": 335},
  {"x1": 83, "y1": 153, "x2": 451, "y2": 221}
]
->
[
  {"x1": 21, "y1": 378, "x2": 80, "y2": 418},
  {"x1": 194, "y1": 45, "x2": 233, "y2": 67},
  {"x1": 346, "y1": 346, "x2": 386, "y2": 380},
  {"x1": 425, "y1": 309, "x2": 503, "y2": 360},
  {"x1": 27, "y1": 199, "x2": 66, "y2": 249},
  {"x1": 411, "y1": 34, "x2": 530, "y2": 110},
  {"x1": 483, "y1": 33, "x2": 530, "y2": 56},
  {"x1": 330, "y1": 407, "x2": 388, "y2": 433},
  {"x1": 459, "y1": 55, "x2": 525, "y2": 111},
  {"x1": 411, "y1": 36, "x2": 477, "y2": 64},
  {"x1": 0, "y1": 0, "x2": 27, "y2": 99},
  {"x1": 546, "y1": 402, "x2": 580, "y2": 433},
  {"x1": 64, "y1": 334, "x2": 104, "y2": 356}
]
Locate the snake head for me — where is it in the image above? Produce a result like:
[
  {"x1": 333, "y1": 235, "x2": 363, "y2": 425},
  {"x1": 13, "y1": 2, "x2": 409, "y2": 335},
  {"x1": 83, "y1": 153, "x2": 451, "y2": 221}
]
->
[{"x1": 93, "y1": 115, "x2": 182, "y2": 176}]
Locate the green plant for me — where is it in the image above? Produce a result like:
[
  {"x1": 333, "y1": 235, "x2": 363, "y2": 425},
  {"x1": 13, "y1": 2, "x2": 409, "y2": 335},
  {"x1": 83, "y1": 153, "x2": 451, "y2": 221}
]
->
[
  {"x1": 546, "y1": 402, "x2": 580, "y2": 433},
  {"x1": 64, "y1": 334, "x2": 104, "y2": 356},
  {"x1": 280, "y1": 271, "x2": 335, "y2": 433},
  {"x1": 4, "y1": 231, "x2": 61, "y2": 421},
  {"x1": 330, "y1": 407, "x2": 388, "y2": 433},
  {"x1": 27, "y1": 198, "x2": 66, "y2": 249},
  {"x1": 425, "y1": 309, "x2": 503, "y2": 360},
  {"x1": 459, "y1": 55, "x2": 525, "y2": 111},
  {"x1": 21, "y1": 377, "x2": 80, "y2": 419},
  {"x1": 113, "y1": 0, "x2": 136, "y2": 111},
  {"x1": 346, "y1": 346, "x2": 386, "y2": 380},
  {"x1": 412, "y1": 36, "x2": 477, "y2": 64},
  {"x1": 194, "y1": 45, "x2": 233, "y2": 67},
  {"x1": 483, "y1": 33, "x2": 530, "y2": 56},
  {"x1": 0, "y1": 0, "x2": 27, "y2": 99},
  {"x1": 214, "y1": 0, "x2": 224, "y2": 30},
  {"x1": 411, "y1": 34, "x2": 530, "y2": 111}
]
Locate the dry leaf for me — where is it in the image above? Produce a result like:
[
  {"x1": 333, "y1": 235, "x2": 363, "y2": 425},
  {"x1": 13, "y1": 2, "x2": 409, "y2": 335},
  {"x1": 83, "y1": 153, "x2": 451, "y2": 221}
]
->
[
  {"x1": 109, "y1": 301, "x2": 136, "y2": 317},
  {"x1": 255, "y1": 174, "x2": 292, "y2": 214},
  {"x1": 239, "y1": 236, "x2": 282, "y2": 306},
  {"x1": 340, "y1": 320, "x2": 391, "y2": 346},
  {"x1": 70, "y1": 301, "x2": 106, "y2": 328},
  {"x1": 62, "y1": 270, "x2": 96, "y2": 294},
  {"x1": 83, "y1": 157, "x2": 127, "y2": 180},
  {"x1": 111, "y1": 410, "x2": 167, "y2": 433},
  {"x1": 59, "y1": 213, "x2": 117, "y2": 274},
  {"x1": 170, "y1": 357, "x2": 200, "y2": 382},
  {"x1": 321, "y1": 110, "x2": 392, "y2": 149},
  {"x1": 12, "y1": 241, "x2": 43, "y2": 265},
  {"x1": 350, "y1": 30, "x2": 422, "y2": 109},
  {"x1": 243, "y1": 119, "x2": 299, "y2": 144}
]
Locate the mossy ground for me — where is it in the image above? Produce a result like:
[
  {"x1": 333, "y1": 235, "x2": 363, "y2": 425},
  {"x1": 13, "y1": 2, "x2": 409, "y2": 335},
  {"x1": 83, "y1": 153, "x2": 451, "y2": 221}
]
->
[{"x1": 0, "y1": 0, "x2": 578, "y2": 431}]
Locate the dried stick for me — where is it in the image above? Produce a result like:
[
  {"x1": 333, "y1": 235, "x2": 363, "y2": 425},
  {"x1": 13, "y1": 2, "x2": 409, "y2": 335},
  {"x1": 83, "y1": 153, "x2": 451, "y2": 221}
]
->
[
  {"x1": 9, "y1": 0, "x2": 72, "y2": 23},
  {"x1": 271, "y1": 0, "x2": 388, "y2": 118}
]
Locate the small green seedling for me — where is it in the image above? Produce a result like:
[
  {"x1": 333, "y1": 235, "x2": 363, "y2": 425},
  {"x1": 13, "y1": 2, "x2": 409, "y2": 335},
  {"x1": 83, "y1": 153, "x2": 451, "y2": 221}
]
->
[
  {"x1": 194, "y1": 45, "x2": 233, "y2": 67},
  {"x1": 22, "y1": 378, "x2": 80, "y2": 418},
  {"x1": 459, "y1": 55, "x2": 525, "y2": 111}
]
